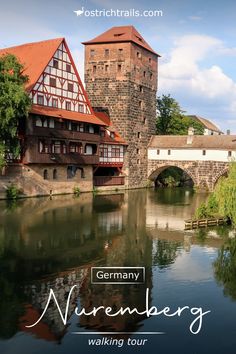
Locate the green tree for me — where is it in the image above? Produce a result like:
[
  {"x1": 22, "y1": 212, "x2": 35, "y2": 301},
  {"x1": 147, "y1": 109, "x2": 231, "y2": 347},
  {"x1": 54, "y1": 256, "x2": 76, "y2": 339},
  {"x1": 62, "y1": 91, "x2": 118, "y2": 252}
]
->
[
  {"x1": 0, "y1": 54, "x2": 31, "y2": 168},
  {"x1": 156, "y1": 94, "x2": 204, "y2": 135},
  {"x1": 195, "y1": 162, "x2": 236, "y2": 224}
]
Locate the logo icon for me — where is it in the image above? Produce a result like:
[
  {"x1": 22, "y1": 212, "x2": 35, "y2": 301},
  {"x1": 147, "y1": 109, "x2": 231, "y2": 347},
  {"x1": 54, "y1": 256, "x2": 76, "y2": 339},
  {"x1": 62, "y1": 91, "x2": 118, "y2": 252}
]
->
[{"x1": 74, "y1": 8, "x2": 84, "y2": 16}]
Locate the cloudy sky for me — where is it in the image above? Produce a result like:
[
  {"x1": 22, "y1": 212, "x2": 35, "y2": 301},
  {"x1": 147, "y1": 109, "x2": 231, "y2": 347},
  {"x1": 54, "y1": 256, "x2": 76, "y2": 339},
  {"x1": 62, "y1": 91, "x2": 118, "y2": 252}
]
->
[{"x1": 1, "y1": 0, "x2": 236, "y2": 133}]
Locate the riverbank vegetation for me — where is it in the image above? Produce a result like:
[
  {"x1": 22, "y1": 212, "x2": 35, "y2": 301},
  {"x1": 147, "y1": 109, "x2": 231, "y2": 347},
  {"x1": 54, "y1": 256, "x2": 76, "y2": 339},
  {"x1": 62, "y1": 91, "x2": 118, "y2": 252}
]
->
[{"x1": 195, "y1": 163, "x2": 236, "y2": 225}]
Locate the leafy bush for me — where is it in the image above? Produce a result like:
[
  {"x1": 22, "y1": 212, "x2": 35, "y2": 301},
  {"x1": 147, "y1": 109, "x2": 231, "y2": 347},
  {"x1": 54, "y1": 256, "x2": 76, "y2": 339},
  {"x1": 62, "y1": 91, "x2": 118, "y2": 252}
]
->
[
  {"x1": 6, "y1": 184, "x2": 20, "y2": 200},
  {"x1": 195, "y1": 202, "x2": 209, "y2": 219},
  {"x1": 73, "y1": 186, "x2": 80, "y2": 196}
]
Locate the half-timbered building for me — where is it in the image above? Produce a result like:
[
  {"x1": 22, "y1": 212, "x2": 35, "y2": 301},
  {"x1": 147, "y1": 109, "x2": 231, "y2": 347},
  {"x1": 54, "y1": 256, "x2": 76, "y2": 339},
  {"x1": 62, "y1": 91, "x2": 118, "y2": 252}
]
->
[{"x1": 0, "y1": 38, "x2": 126, "y2": 196}]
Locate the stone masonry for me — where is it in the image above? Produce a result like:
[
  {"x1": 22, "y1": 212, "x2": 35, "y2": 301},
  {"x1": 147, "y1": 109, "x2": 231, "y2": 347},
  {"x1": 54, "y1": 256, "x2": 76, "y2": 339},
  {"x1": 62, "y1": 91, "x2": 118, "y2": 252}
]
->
[
  {"x1": 148, "y1": 159, "x2": 229, "y2": 191},
  {"x1": 84, "y1": 41, "x2": 158, "y2": 188}
]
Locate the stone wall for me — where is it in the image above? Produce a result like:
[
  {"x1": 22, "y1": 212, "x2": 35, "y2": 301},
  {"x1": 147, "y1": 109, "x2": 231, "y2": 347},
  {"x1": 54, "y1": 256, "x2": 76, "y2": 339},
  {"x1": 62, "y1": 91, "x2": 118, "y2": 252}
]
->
[
  {"x1": 84, "y1": 41, "x2": 158, "y2": 188},
  {"x1": 148, "y1": 159, "x2": 229, "y2": 191},
  {"x1": 0, "y1": 164, "x2": 93, "y2": 198}
]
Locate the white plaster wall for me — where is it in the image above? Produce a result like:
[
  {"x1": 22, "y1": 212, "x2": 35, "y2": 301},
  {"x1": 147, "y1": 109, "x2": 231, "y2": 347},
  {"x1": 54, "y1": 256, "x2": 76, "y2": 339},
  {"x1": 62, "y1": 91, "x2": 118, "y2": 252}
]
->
[{"x1": 148, "y1": 148, "x2": 236, "y2": 162}]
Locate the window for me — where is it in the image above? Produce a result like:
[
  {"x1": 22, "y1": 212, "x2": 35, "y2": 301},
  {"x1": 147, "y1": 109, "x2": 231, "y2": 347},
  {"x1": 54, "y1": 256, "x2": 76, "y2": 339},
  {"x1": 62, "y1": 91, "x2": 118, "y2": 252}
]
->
[
  {"x1": 71, "y1": 122, "x2": 77, "y2": 131},
  {"x1": 49, "y1": 118, "x2": 55, "y2": 128},
  {"x1": 136, "y1": 148, "x2": 140, "y2": 154},
  {"x1": 137, "y1": 52, "x2": 141, "y2": 59},
  {"x1": 143, "y1": 117, "x2": 146, "y2": 124},
  {"x1": 43, "y1": 169, "x2": 48, "y2": 180},
  {"x1": 149, "y1": 58, "x2": 152, "y2": 64},
  {"x1": 69, "y1": 142, "x2": 80, "y2": 153},
  {"x1": 50, "y1": 77, "x2": 56, "y2": 87},
  {"x1": 68, "y1": 83, "x2": 73, "y2": 92},
  {"x1": 89, "y1": 125, "x2": 94, "y2": 134},
  {"x1": 53, "y1": 59, "x2": 58, "y2": 69},
  {"x1": 137, "y1": 132, "x2": 141, "y2": 139},
  {"x1": 111, "y1": 148, "x2": 120, "y2": 157},
  {"x1": 118, "y1": 48, "x2": 123, "y2": 54},
  {"x1": 137, "y1": 159, "x2": 140, "y2": 164},
  {"x1": 228, "y1": 151, "x2": 232, "y2": 157},
  {"x1": 66, "y1": 101, "x2": 71, "y2": 111},
  {"x1": 79, "y1": 123, "x2": 84, "y2": 132},
  {"x1": 105, "y1": 49, "x2": 109, "y2": 57},
  {"x1": 143, "y1": 71, "x2": 146, "y2": 78},
  {"x1": 117, "y1": 64, "x2": 122, "y2": 73},
  {"x1": 90, "y1": 49, "x2": 95, "y2": 58},
  {"x1": 67, "y1": 165, "x2": 77, "y2": 179},
  {"x1": 105, "y1": 64, "x2": 109, "y2": 72},
  {"x1": 52, "y1": 141, "x2": 65, "y2": 154},
  {"x1": 157, "y1": 149, "x2": 160, "y2": 155},
  {"x1": 53, "y1": 169, "x2": 57, "y2": 180},
  {"x1": 168, "y1": 150, "x2": 171, "y2": 155},
  {"x1": 93, "y1": 65, "x2": 97, "y2": 74},
  {"x1": 43, "y1": 119, "x2": 48, "y2": 128},
  {"x1": 139, "y1": 101, "x2": 143, "y2": 108},
  {"x1": 110, "y1": 132, "x2": 115, "y2": 139},
  {"x1": 78, "y1": 104, "x2": 84, "y2": 113},
  {"x1": 85, "y1": 145, "x2": 93, "y2": 155},
  {"x1": 39, "y1": 140, "x2": 49, "y2": 153},
  {"x1": 66, "y1": 63, "x2": 71, "y2": 72},
  {"x1": 150, "y1": 73, "x2": 153, "y2": 80},
  {"x1": 36, "y1": 117, "x2": 43, "y2": 127},
  {"x1": 139, "y1": 85, "x2": 143, "y2": 93},
  {"x1": 202, "y1": 150, "x2": 206, "y2": 156},
  {"x1": 37, "y1": 95, "x2": 44, "y2": 105},
  {"x1": 100, "y1": 130, "x2": 105, "y2": 137},
  {"x1": 52, "y1": 98, "x2": 58, "y2": 108},
  {"x1": 100, "y1": 147, "x2": 108, "y2": 157}
]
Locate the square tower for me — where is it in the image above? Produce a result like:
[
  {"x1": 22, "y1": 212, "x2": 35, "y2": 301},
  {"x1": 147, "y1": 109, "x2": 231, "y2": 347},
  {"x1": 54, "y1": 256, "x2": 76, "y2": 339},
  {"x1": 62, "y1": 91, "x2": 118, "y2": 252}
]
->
[{"x1": 83, "y1": 26, "x2": 160, "y2": 187}]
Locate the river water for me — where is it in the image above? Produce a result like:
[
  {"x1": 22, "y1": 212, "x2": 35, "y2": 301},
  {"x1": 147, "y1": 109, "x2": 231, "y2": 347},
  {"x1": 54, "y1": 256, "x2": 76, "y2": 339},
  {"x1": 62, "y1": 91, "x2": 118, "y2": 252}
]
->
[{"x1": 0, "y1": 188, "x2": 235, "y2": 354}]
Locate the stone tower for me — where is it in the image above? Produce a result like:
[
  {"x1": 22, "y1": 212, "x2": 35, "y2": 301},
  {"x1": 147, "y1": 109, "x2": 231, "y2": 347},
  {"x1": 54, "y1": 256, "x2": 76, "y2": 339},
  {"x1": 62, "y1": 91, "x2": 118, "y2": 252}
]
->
[{"x1": 83, "y1": 26, "x2": 159, "y2": 188}]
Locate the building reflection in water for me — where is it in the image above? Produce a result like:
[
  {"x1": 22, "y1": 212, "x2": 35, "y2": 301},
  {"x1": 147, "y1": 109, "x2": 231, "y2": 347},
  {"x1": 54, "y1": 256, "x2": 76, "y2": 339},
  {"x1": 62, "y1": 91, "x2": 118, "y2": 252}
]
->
[{"x1": 0, "y1": 189, "x2": 235, "y2": 345}]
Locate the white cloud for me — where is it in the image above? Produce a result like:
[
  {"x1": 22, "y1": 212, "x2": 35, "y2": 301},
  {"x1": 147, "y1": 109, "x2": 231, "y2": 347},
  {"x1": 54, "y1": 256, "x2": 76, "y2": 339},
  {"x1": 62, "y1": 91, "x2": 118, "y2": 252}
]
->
[
  {"x1": 188, "y1": 16, "x2": 202, "y2": 21},
  {"x1": 159, "y1": 34, "x2": 236, "y2": 132}
]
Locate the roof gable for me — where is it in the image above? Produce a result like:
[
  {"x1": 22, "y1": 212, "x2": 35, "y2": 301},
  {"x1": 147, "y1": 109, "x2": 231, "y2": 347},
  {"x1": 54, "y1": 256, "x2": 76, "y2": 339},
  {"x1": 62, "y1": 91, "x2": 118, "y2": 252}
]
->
[{"x1": 0, "y1": 38, "x2": 64, "y2": 91}]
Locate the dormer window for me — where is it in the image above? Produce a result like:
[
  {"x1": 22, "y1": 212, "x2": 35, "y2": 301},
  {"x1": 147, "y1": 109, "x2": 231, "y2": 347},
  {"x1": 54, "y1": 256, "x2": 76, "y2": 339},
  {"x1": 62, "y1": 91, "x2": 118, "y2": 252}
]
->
[{"x1": 110, "y1": 132, "x2": 115, "y2": 139}]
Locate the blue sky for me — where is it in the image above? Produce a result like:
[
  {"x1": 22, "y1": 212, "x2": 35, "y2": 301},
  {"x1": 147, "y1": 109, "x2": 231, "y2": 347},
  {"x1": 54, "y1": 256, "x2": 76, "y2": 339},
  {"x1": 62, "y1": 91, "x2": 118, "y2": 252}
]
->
[{"x1": 1, "y1": 0, "x2": 236, "y2": 133}]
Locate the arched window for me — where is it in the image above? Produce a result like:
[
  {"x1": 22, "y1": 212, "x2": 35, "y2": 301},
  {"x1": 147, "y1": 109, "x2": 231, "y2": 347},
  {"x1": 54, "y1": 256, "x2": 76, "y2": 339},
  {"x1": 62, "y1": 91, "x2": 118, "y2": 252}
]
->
[
  {"x1": 43, "y1": 169, "x2": 48, "y2": 180},
  {"x1": 53, "y1": 169, "x2": 57, "y2": 180}
]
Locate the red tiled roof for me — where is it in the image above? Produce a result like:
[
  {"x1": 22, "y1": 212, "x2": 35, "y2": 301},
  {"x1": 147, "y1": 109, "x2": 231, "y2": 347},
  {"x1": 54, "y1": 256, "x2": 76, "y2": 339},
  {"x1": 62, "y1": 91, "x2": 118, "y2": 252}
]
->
[
  {"x1": 0, "y1": 38, "x2": 64, "y2": 92},
  {"x1": 95, "y1": 111, "x2": 127, "y2": 145},
  {"x1": 82, "y1": 26, "x2": 160, "y2": 56},
  {"x1": 149, "y1": 135, "x2": 236, "y2": 149},
  {"x1": 31, "y1": 104, "x2": 107, "y2": 125},
  {"x1": 188, "y1": 115, "x2": 223, "y2": 134}
]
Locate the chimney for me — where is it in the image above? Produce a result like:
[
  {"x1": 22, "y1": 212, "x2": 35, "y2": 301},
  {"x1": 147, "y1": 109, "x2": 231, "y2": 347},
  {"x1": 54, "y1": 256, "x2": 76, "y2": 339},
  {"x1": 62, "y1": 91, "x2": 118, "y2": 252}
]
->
[
  {"x1": 227, "y1": 129, "x2": 231, "y2": 135},
  {"x1": 187, "y1": 127, "x2": 194, "y2": 144}
]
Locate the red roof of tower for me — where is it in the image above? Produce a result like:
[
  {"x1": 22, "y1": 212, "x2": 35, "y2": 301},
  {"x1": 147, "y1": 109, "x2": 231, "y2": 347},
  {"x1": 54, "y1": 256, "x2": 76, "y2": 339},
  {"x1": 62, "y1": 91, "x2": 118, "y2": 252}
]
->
[
  {"x1": 0, "y1": 38, "x2": 64, "y2": 92},
  {"x1": 82, "y1": 26, "x2": 160, "y2": 56}
]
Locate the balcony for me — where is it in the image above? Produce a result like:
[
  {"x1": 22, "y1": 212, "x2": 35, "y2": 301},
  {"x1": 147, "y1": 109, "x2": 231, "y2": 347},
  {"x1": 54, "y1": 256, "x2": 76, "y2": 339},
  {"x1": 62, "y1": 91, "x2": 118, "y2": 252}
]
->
[
  {"x1": 93, "y1": 176, "x2": 125, "y2": 186},
  {"x1": 28, "y1": 126, "x2": 101, "y2": 143}
]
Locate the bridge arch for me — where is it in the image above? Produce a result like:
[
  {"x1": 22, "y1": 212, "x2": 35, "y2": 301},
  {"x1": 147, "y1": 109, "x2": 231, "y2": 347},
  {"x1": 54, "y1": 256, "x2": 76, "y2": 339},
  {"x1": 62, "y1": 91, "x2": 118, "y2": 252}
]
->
[
  {"x1": 213, "y1": 167, "x2": 229, "y2": 187},
  {"x1": 148, "y1": 163, "x2": 197, "y2": 187}
]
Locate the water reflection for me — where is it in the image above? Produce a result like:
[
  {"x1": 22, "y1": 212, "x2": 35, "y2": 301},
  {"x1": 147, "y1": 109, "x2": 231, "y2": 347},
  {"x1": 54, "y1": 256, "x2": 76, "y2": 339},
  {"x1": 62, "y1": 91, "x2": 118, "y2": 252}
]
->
[
  {"x1": 214, "y1": 236, "x2": 236, "y2": 300},
  {"x1": 0, "y1": 189, "x2": 235, "y2": 353}
]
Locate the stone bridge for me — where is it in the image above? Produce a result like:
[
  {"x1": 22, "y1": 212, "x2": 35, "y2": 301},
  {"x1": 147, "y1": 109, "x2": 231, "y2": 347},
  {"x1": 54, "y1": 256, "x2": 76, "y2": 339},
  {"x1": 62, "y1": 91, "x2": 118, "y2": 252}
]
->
[{"x1": 148, "y1": 159, "x2": 229, "y2": 191}]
